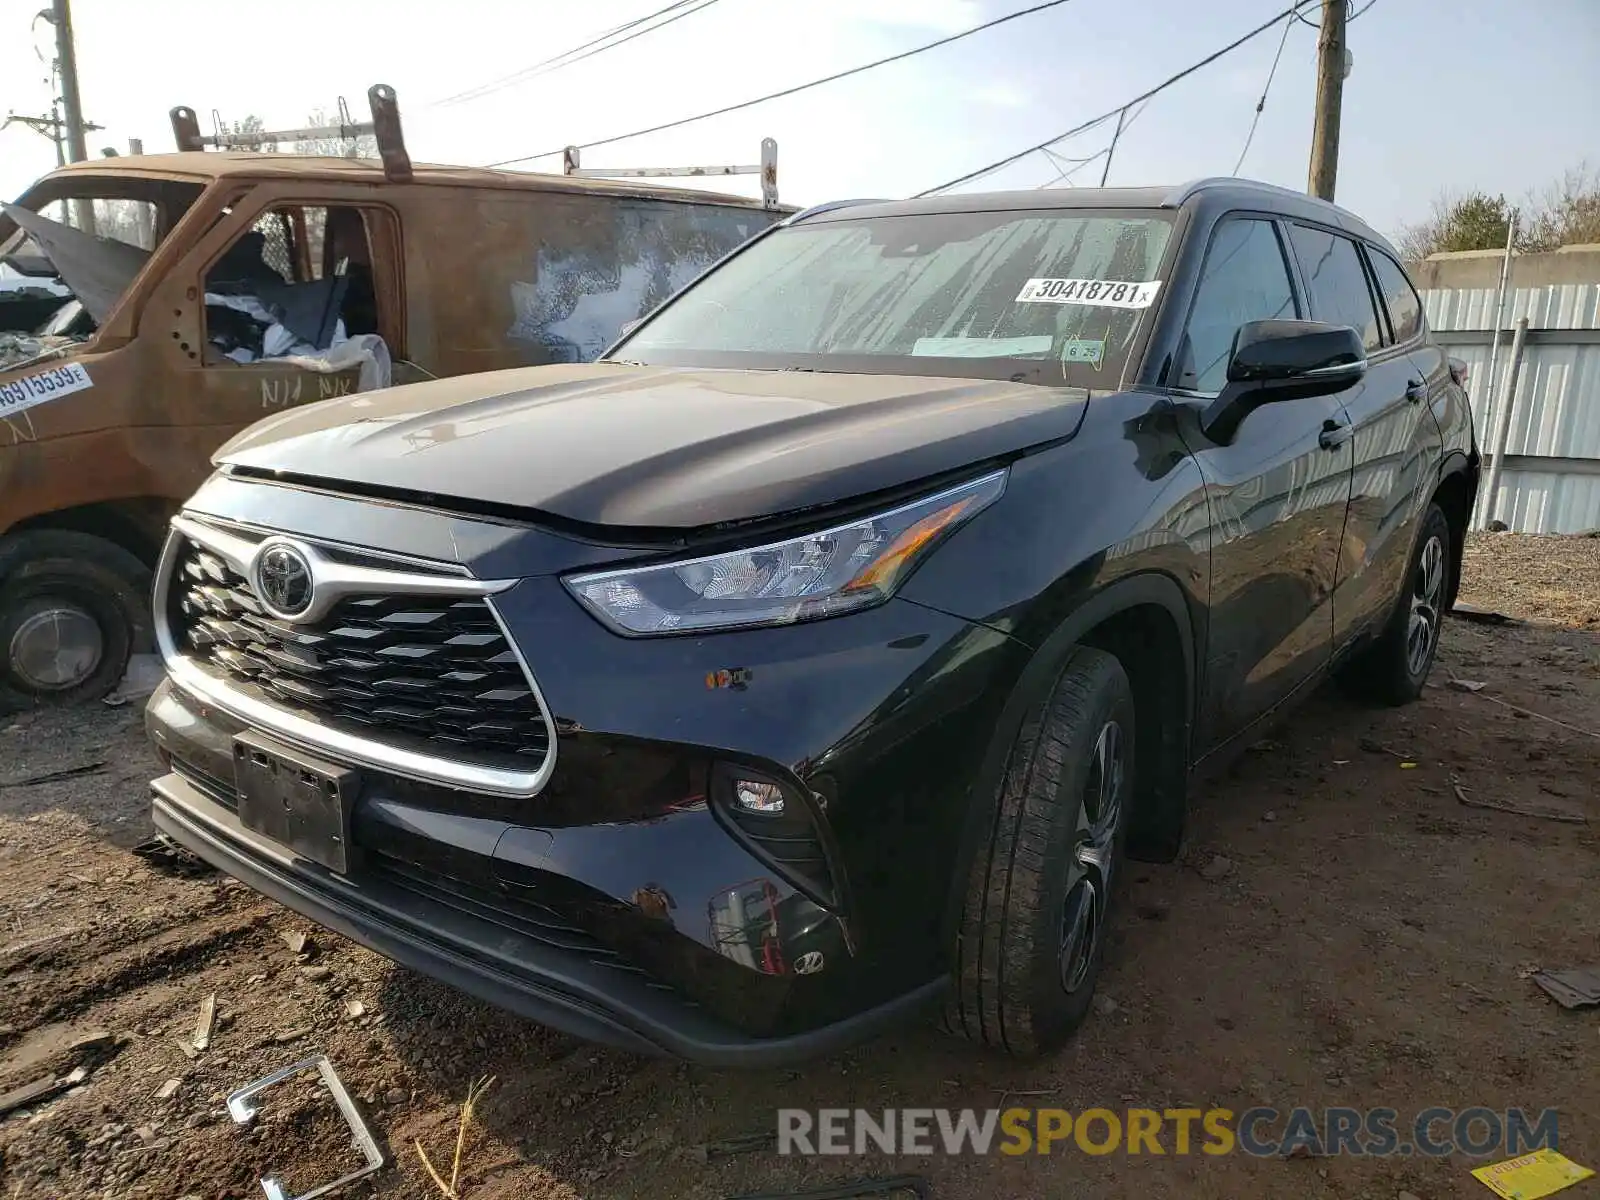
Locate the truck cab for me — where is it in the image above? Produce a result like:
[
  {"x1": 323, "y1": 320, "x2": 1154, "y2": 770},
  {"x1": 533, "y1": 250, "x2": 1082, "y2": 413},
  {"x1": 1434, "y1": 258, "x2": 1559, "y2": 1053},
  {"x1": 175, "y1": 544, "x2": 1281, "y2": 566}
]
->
[{"x1": 0, "y1": 98, "x2": 787, "y2": 710}]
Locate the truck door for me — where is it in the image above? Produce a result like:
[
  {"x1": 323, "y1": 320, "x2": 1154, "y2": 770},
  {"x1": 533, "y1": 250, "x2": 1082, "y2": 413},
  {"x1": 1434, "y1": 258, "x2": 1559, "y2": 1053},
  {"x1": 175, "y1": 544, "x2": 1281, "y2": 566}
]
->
[{"x1": 141, "y1": 195, "x2": 402, "y2": 496}]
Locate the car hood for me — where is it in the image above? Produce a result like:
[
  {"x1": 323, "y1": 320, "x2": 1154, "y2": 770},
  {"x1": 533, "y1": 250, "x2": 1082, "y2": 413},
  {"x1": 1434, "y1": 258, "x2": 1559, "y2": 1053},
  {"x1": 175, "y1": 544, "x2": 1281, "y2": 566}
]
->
[{"x1": 215, "y1": 363, "x2": 1089, "y2": 530}]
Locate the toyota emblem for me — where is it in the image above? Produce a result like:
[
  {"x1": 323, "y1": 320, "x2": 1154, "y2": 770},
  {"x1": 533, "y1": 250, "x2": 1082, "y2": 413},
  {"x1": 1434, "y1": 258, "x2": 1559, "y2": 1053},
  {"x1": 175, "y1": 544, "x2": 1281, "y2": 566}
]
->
[{"x1": 251, "y1": 541, "x2": 315, "y2": 619}]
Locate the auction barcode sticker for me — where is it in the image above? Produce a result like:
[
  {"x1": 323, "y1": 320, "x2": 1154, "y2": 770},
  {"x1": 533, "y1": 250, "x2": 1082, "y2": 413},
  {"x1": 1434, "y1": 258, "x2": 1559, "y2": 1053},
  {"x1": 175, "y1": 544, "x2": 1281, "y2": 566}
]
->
[
  {"x1": 0, "y1": 360, "x2": 93, "y2": 418},
  {"x1": 1016, "y1": 278, "x2": 1163, "y2": 309}
]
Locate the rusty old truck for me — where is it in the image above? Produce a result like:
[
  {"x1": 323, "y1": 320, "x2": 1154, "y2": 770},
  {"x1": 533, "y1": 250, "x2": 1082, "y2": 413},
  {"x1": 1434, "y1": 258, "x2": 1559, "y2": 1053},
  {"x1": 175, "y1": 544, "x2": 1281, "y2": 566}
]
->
[{"x1": 0, "y1": 89, "x2": 788, "y2": 709}]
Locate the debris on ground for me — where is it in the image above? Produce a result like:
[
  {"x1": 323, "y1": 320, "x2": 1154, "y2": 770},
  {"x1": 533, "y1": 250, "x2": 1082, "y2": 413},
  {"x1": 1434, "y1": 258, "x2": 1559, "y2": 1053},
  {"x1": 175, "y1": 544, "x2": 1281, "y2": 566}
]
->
[
  {"x1": 687, "y1": 1130, "x2": 778, "y2": 1164},
  {"x1": 0, "y1": 761, "x2": 105, "y2": 788},
  {"x1": 227, "y1": 1055, "x2": 387, "y2": 1199},
  {"x1": 1199, "y1": 854, "x2": 1235, "y2": 881},
  {"x1": 1452, "y1": 780, "x2": 1588, "y2": 824},
  {"x1": 282, "y1": 930, "x2": 317, "y2": 957},
  {"x1": 185, "y1": 993, "x2": 217, "y2": 1055},
  {"x1": 1451, "y1": 603, "x2": 1521, "y2": 626},
  {"x1": 129, "y1": 834, "x2": 215, "y2": 877},
  {"x1": 0, "y1": 1066, "x2": 88, "y2": 1118},
  {"x1": 1448, "y1": 678, "x2": 1488, "y2": 692},
  {"x1": 1471, "y1": 1148, "x2": 1595, "y2": 1198},
  {"x1": 1529, "y1": 967, "x2": 1600, "y2": 1010},
  {"x1": 415, "y1": 1074, "x2": 494, "y2": 1199}
]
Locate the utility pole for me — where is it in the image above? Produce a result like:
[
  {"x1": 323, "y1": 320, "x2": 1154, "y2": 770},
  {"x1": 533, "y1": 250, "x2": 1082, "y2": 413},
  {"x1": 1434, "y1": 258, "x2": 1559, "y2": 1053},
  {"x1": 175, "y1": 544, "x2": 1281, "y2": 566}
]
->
[
  {"x1": 47, "y1": 0, "x2": 95, "y2": 230},
  {"x1": 1306, "y1": 0, "x2": 1348, "y2": 201},
  {"x1": 51, "y1": 0, "x2": 89, "y2": 165}
]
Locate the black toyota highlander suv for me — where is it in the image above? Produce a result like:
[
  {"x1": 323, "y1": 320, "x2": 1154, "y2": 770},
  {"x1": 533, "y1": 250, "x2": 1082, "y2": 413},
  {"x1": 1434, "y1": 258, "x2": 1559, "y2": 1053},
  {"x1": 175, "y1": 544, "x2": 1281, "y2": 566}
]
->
[{"x1": 146, "y1": 179, "x2": 1479, "y2": 1065}]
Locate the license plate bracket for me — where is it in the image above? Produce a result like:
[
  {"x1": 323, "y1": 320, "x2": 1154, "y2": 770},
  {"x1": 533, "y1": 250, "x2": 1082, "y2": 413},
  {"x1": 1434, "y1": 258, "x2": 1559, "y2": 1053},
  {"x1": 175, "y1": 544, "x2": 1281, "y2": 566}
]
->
[{"x1": 233, "y1": 732, "x2": 361, "y2": 874}]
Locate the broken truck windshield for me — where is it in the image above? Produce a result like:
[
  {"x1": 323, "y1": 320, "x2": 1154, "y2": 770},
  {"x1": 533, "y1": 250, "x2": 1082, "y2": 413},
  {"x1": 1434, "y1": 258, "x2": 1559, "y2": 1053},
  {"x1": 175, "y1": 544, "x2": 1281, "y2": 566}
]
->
[
  {"x1": 0, "y1": 179, "x2": 203, "y2": 367},
  {"x1": 614, "y1": 208, "x2": 1175, "y2": 386}
]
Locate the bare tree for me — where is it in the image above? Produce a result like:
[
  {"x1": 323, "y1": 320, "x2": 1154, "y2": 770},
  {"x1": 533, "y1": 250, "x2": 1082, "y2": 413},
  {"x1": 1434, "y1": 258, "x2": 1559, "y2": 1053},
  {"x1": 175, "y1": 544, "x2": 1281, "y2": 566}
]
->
[
  {"x1": 225, "y1": 114, "x2": 277, "y2": 153},
  {"x1": 1521, "y1": 162, "x2": 1600, "y2": 252},
  {"x1": 1398, "y1": 162, "x2": 1600, "y2": 260}
]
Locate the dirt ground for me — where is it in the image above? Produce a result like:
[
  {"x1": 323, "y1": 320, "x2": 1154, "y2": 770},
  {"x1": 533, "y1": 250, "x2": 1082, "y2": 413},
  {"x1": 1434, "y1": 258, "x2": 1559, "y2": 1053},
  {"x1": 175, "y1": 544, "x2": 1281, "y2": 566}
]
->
[{"x1": 0, "y1": 531, "x2": 1595, "y2": 1200}]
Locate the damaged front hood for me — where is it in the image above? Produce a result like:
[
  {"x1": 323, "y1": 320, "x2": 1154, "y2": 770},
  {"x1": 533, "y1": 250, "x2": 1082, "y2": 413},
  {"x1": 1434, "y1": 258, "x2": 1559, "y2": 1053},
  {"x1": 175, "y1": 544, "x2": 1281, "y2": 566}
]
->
[
  {"x1": 2, "y1": 204, "x2": 150, "y2": 327},
  {"x1": 216, "y1": 363, "x2": 1089, "y2": 529}
]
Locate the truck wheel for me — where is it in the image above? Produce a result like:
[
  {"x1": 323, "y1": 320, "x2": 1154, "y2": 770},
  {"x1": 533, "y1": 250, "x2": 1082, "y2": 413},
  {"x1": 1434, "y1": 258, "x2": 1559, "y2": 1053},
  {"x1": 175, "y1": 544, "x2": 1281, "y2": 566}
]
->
[
  {"x1": 1338, "y1": 503, "x2": 1452, "y2": 706},
  {"x1": 946, "y1": 646, "x2": 1135, "y2": 1057},
  {"x1": 0, "y1": 531, "x2": 152, "y2": 712}
]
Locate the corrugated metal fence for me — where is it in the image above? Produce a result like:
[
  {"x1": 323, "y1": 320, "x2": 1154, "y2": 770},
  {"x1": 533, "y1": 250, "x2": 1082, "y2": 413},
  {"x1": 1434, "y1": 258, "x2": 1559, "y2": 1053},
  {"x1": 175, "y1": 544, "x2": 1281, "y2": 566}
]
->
[{"x1": 1421, "y1": 280, "x2": 1600, "y2": 534}]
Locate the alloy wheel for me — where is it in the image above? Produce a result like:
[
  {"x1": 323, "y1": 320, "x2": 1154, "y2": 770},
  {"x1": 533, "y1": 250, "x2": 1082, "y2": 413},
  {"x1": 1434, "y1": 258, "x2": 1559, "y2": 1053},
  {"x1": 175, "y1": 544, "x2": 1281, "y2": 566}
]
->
[
  {"x1": 1406, "y1": 535, "x2": 1445, "y2": 677},
  {"x1": 1059, "y1": 719, "x2": 1125, "y2": 993}
]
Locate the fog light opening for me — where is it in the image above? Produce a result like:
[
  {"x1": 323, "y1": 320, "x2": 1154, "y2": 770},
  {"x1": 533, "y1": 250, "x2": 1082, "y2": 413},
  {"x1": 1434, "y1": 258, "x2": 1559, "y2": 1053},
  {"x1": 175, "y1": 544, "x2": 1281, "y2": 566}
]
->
[{"x1": 733, "y1": 778, "x2": 785, "y2": 814}]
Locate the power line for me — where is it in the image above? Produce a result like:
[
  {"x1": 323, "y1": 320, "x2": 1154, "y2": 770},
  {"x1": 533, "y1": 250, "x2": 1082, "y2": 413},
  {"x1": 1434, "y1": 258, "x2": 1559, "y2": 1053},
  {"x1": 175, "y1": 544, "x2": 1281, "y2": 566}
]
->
[
  {"x1": 430, "y1": 0, "x2": 721, "y2": 109},
  {"x1": 489, "y1": 0, "x2": 1080, "y2": 168},
  {"x1": 1036, "y1": 147, "x2": 1110, "y2": 188},
  {"x1": 915, "y1": 1, "x2": 1316, "y2": 197},
  {"x1": 1292, "y1": 0, "x2": 1377, "y2": 28},
  {"x1": 1232, "y1": 12, "x2": 1296, "y2": 174}
]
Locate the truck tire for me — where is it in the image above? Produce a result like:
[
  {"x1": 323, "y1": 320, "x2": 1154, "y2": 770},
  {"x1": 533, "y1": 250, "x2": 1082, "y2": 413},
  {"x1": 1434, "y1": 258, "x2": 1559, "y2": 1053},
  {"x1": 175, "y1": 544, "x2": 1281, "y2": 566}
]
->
[
  {"x1": 1338, "y1": 503, "x2": 1452, "y2": 706},
  {"x1": 946, "y1": 646, "x2": 1135, "y2": 1057},
  {"x1": 0, "y1": 530, "x2": 152, "y2": 713}
]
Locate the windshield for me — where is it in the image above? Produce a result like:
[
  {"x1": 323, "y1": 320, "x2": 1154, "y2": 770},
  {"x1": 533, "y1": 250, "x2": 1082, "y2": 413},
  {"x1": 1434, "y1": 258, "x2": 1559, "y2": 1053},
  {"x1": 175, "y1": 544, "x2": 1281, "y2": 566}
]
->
[
  {"x1": 613, "y1": 208, "x2": 1175, "y2": 387},
  {"x1": 1, "y1": 178, "x2": 204, "y2": 368}
]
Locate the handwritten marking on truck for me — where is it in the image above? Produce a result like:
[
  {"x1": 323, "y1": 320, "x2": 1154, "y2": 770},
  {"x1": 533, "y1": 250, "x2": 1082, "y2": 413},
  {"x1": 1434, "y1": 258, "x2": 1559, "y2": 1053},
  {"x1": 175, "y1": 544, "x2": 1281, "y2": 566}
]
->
[
  {"x1": 0, "y1": 362, "x2": 94, "y2": 418},
  {"x1": 261, "y1": 376, "x2": 304, "y2": 409}
]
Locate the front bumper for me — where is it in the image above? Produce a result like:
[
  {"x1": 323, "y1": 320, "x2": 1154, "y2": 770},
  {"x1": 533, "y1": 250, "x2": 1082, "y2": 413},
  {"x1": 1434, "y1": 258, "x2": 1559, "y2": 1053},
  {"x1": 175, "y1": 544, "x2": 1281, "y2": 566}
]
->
[
  {"x1": 146, "y1": 478, "x2": 1031, "y2": 1062},
  {"x1": 151, "y1": 763, "x2": 945, "y2": 1066}
]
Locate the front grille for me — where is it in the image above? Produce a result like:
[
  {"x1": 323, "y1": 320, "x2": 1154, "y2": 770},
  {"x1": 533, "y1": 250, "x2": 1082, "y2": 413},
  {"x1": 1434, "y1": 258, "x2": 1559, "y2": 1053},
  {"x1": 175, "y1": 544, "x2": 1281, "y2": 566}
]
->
[{"x1": 168, "y1": 541, "x2": 549, "y2": 764}]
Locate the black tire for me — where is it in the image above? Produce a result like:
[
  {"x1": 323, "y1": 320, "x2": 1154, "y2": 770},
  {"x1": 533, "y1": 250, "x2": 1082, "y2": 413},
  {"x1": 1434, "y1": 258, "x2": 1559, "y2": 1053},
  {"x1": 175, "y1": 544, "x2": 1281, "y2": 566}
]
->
[
  {"x1": 946, "y1": 646, "x2": 1135, "y2": 1057},
  {"x1": 1339, "y1": 503, "x2": 1453, "y2": 706},
  {"x1": 0, "y1": 530, "x2": 152, "y2": 713}
]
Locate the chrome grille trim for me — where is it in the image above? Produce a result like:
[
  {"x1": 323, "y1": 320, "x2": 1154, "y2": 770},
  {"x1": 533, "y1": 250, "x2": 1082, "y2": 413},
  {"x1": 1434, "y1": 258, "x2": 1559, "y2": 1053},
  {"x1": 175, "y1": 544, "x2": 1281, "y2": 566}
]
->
[{"x1": 154, "y1": 516, "x2": 559, "y2": 799}]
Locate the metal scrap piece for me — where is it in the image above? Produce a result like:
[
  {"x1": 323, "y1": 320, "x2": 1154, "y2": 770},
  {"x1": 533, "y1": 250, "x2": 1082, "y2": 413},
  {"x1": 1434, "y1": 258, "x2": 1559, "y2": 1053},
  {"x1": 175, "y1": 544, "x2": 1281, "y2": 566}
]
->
[
  {"x1": 1531, "y1": 967, "x2": 1600, "y2": 1010},
  {"x1": 226, "y1": 1054, "x2": 386, "y2": 1200},
  {"x1": 724, "y1": 1177, "x2": 929, "y2": 1200}
]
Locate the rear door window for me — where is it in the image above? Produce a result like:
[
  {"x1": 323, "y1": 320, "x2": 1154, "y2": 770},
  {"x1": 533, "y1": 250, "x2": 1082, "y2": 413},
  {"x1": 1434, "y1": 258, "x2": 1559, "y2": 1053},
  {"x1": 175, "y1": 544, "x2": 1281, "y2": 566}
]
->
[
  {"x1": 1367, "y1": 249, "x2": 1423, "y2": 345},
  {"x1": 1177, "y1": 218, "x2": 1298, "y2": 394},
  {"x1": 1287, "y1": 224, "x2": 1383, "y2": 352}
]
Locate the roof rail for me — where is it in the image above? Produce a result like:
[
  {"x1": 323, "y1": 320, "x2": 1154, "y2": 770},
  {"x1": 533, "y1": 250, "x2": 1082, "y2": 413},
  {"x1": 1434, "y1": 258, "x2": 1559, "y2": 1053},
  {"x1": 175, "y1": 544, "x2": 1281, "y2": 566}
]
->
[
  {"x1": 168, "y1": 84, "x2": 412, "y2": 182},
  {"x1": 562, "y1": 139, "x2": 780, "y2": 209},
  {"x1": 785, "y1": 198, "x2": 889, "y2": 224},
  {"x1": 1165, "y1": 176, "x2": 1338, "y2": 210}
]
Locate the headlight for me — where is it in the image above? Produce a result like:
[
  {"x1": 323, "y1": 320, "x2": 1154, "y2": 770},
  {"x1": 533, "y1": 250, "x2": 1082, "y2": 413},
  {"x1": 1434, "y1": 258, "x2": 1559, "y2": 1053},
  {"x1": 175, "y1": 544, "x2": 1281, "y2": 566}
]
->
[{"x1": 566, "y1": 469, "x2": 1007, "y2": 635}]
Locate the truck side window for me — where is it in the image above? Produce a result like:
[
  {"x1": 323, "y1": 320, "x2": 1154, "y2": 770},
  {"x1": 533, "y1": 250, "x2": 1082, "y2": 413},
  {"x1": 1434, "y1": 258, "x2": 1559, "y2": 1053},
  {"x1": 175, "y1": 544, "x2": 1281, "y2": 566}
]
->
[
  {"x1": 1178, "y1": 218, "x2": 1298, "y2": 394},
  {"x1": 202, "y1": 206, "x2": 382, "y2": 363}
]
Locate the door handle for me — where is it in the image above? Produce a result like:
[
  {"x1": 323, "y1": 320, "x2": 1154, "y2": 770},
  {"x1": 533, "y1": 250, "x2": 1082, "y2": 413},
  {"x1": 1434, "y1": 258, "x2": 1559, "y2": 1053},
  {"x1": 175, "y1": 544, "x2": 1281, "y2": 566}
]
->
[
  {"x1": 1319, "y1": 416, "x2": 1354, "y2": 451},
  {"x1": 1406, "y1": 379, "x2": 1427, "y2": 404}
]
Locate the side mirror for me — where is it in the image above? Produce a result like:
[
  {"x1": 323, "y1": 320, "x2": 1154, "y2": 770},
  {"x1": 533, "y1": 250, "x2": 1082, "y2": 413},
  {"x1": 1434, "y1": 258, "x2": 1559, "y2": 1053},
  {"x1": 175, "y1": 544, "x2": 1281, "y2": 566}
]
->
[{"x1": 1200, "y1": 320, "x2": 1366, "y2": 443}]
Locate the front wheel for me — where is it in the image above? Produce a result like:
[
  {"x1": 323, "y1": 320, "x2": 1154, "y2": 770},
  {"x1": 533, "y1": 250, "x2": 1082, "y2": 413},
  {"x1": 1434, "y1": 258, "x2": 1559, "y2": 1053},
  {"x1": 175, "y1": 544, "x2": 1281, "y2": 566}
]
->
[
  {"x1": 1339, "y1": 502, "x2": 1453, "y2": 705},
  {"x1": 0, "y1": 530, "x2": 152, "y2": 713},
  {"x1": 945, "y1": 646, "x2": 1135, "y2": 1057}
]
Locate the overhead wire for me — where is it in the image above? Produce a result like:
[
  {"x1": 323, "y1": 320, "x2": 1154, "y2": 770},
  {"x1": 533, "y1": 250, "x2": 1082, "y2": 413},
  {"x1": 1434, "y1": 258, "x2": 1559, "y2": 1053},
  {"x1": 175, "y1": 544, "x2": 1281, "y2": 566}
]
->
[
  {"x1": 488, "y1": 0, "x2": 1081, "y2": 167},
  {"x1": 428, "y1": 0, "x2": 721, "y2": 109},
  {"x1": 1293, "y1": 0, "x2": 1377, "y2": 28},
  {"x1": 1232, "y1": 13, "x2": 1296, "y2": 174},
  {"x1": 914, "y1": 0, "x2": 1318, "y2": 196}
]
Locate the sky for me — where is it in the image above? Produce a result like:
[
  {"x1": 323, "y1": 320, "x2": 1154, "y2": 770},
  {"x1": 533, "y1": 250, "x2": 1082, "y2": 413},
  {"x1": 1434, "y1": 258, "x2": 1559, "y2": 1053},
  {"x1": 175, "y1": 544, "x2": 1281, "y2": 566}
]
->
[{"x1": 1, "y1": 0, "x2": 1596, "y2": 240}]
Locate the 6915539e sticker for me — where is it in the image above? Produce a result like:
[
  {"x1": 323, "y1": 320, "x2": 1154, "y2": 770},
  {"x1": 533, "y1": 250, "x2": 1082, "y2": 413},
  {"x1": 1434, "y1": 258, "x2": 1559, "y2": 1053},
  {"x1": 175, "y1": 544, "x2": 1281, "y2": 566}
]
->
[
  {"x1": 1016, "y1": 278, "x2": 1162, "y2": 309},
  {"x1": 0, "y1": 361, "x2": 93, "y2": 418}
]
